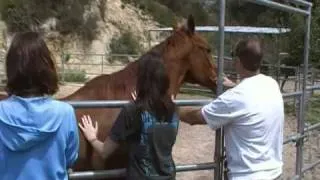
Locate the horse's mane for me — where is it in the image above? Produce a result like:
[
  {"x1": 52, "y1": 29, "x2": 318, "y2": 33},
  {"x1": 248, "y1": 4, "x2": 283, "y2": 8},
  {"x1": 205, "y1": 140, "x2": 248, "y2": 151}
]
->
[{"x1": 62, "y1": 28, "x2": 191, "y2": 101}]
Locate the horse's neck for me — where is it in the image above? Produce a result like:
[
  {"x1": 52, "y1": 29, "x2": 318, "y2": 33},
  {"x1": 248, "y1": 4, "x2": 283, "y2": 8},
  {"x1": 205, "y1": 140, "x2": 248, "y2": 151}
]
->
[
  {"x1": 60, "y1": 65, "x2": 137, "y2": 101},
  {"x1": 162, "y1": 43, "x2": 190, "y2": 95},
  {"x1": 60, "y1": 35, "x2": 190, "y2": 101}
]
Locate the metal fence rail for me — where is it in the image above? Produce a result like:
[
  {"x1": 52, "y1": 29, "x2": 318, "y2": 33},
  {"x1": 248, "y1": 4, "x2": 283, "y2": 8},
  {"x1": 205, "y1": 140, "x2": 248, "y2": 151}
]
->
[
  {"x1": 65, "y1": 86, "x2": 320, "y2": 109},
  {"x1": 215, "y1": 1, "x2": 313, "y2": 178},
  {"x1": 12, "y1": 0, "x2": 311, "y2": 179},
  {"x1": 302, "y1": 159, "x2": 320, "y2": 174},
  {"x1": 0, "y1": 0, "x2": 316, "y2": 179},
  {"x1": 69, "y1": 0, "x2": 315, "y2": 178},
  {"x1": 66, "y1": 86, "x2": 320, "y2": 179},
  {"x1": 69, "y1": 162, "x2": 216, "y2": 180},
  {"x1": 283, "y1": 122, "x2": 320, "y2": 145},
  {"x1": 244, "y1": 0, "x2": 310, "y2": 15}
]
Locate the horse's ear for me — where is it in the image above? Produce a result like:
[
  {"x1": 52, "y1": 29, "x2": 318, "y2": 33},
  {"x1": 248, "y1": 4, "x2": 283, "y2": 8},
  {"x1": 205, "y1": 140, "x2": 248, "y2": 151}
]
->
[
  {"x1": 172, "y1": 16, "x2": 179, "y2": 31},
  {"x1": 186, "y1": 14, "x2": 195, "y2": 35}
]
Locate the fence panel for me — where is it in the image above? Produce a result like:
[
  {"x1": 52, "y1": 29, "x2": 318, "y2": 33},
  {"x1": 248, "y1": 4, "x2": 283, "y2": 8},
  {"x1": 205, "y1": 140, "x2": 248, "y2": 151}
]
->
[{"x1": 65, "y1": 86, "x2": 320, "y2": 179}]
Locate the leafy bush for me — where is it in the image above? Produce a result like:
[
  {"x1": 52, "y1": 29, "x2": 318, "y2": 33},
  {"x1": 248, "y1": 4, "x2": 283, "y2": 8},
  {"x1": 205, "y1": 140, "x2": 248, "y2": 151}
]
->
[
  {"x1": 155, "y1": 0, "x2": 211, "y2": 25},
  {"x1": 0, "y1": 0, "x2": 99, "y2": 42},
  {"x1": 109, "y1": 31, "x2": 142, "y2": 55},
  {"x1": 284, "y1": 103, "x2": 295, "y2": 115},
  {"x1": 122, "y1": 0, "x2": 212, "y2": 25},
  {"x1": 59, "y1": 69, "x2": 87, "y2": 83},
  {"x1": 306, "y1": 94, "x2": 320, "y2": 125},
  {"x1": 121, "y1": 0, "x2": 176, "y2": 26},
  {"x1": 62, "y1": 53, "x2": 71, "y2": 63}
]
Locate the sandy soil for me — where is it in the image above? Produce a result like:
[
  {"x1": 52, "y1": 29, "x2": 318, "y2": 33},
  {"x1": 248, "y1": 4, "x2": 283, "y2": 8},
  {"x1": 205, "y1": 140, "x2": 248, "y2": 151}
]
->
[{"x1": 54, "y1": 83, "x2": 320, "y2": 180}]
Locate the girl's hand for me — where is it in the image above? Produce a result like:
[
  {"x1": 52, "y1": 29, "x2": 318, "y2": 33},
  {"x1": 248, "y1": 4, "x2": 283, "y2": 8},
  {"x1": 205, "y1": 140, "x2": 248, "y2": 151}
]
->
[
  {"x1": 131, "y1": 90, "x2": 175, "y2": 101},
  {"x1": 131, "y1": 90, "x2": 137, "y2": 101},
  {"x1": 78, "y1": 115, "x2": 98, "y2": 142},
  {"x1": 171, "y1": 94, "x2": 175, "y2": 101}
]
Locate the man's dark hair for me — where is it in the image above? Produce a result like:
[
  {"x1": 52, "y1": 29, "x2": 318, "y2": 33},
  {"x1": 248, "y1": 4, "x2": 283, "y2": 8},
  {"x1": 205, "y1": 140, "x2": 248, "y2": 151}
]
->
[
  {"x1": 5, "y1": 31, "x2": 58, "y2": 97},
  {"x1": 233, "y1": 38, "x2": 263, "y2": 72}
]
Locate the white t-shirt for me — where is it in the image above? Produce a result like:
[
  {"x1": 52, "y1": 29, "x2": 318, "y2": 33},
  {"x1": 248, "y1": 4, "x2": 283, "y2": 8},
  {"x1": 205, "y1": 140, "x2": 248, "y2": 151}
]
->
[{"x1": 201, "y1": 74, "x2": 284, "y2": 180}]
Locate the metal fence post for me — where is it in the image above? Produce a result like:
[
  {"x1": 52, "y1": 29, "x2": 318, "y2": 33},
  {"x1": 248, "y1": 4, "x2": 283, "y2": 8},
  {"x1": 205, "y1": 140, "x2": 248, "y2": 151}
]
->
[
  {"x1": 147, "y1": 30, "x2": 151, "y2": 49},
  {"x1": 295, "y1": 67, "x2": 299, "y2": 92},
  {"x1": 215, "y1": 0, "x2": 226, "y2": 179},
  {"x1": 296, "y1": 5, "x2": 312, "y2": 179},
  {"x1": 101, "y1": 54, "x2": 104, "y2": 74},
  {"x1": 310, "y1": 68, "x2": 315, "y2": 95},
  {"x1": 276, "y1": 36, "x2": 281, "y2": 84},
  {"x1": 61, "y1": 52, "x2": 65, "y2": 83}
]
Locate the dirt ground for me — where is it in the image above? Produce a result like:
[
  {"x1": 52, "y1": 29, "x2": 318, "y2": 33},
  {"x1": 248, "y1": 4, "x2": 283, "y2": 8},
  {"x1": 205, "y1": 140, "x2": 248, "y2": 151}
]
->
[{"x1": 55, "y1": 83, "x2": 320, "y2": 180}]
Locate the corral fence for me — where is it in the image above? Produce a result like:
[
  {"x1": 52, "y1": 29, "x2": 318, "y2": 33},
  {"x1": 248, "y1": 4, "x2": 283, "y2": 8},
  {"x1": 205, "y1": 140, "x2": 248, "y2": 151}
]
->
[
  {"x1": 66, "y1": 86, "x2": 320, "y2": 179},
  {"x1": 65, "y1": 0, "x2": 320, "y2": 180},
  {"x1": 57, "y1": 53, "x2": 141, "y2": 77},
  {"x1": 213, "y1": 1, "x2": 314, "y2": 179},
  {"x1": 0, "y1": 0, "x2": 318, "y2": 179},
  {"x1": 56, "y1": 52, "x2": 318, "y2": 96}
]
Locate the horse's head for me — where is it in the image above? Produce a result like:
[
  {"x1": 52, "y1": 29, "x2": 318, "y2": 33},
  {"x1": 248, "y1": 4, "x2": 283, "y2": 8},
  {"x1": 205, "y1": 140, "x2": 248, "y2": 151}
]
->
[{"x1": 163, "y1": 15, "x2": 218, "y2": 94}]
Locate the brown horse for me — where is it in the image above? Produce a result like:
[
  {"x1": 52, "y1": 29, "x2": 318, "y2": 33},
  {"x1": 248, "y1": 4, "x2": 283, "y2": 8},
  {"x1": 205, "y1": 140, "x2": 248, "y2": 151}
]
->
[
  {"x1": 61, "y1": 15, "x2": 219, "y2": 179},
  {"x1": 0, "y1": 15, "x2": 220, "y2": 179}
]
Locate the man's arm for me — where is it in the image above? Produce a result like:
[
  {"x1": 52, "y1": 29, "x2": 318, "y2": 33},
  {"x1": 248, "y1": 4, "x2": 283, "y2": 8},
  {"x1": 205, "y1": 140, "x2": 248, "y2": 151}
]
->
[
  {"x1": 172, "y1": 77, "x2": 236, "y2": 125},
  {"x1": 222, "y1": 76, "x2": 237, "y2": 88},
  {"x1": 178, "y1": 107, "x2": 207, "y2": 125},
  {"x1": 179, "y1": 92, "x2": 240, "y2": 129}
]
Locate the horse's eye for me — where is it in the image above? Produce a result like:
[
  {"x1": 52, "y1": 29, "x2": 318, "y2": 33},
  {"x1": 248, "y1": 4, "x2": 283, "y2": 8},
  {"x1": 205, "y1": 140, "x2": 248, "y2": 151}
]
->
[{"x1": 207, "y1": 49, "x2": 211, "y2": 53}]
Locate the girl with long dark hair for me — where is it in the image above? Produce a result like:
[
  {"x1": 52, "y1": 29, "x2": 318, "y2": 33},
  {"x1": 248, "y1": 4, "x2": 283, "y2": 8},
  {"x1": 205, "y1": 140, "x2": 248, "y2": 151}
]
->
[{"x1": 79, "y1": 53, "x2": 179, "y2": 180}]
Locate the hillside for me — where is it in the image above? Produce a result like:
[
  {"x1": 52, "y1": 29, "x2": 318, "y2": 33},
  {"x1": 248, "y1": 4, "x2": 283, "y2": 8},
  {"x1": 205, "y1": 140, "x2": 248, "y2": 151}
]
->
[
  {"x1": 0, "y1": 0, "x2": 160, "y2": 63},
  {"x1": 1, "y1": 0, "x2": 319, "y2": 70}
]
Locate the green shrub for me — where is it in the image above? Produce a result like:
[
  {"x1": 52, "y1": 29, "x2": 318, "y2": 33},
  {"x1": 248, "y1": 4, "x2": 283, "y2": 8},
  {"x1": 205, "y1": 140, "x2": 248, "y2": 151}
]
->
[
  {"x1": 155, "y1": 0, "x2": 210, "y2": 25},
  {"x1": 0, "y1": 0, "x2": 98, "y2": 42},
  {"x1": 121, "y1": 0, "x2": 175, "y2": 26},
  {"x1": 284, "y1": 103, "x2": 295, "y2": 115},
  {"x1": 59, "y1": 69, "x2": 87, "y2": 83},
  {"x1": 284, "y1": 94, "x2": 320, "y2": 125},
  {"x1": 109, "y1": 31, "x2": 142, "y2": 55},
  {"x1": 306, "y1": 95, "x2": 320, "y2": 125},
  {"x1": 62, "y1": 53, "x2": 71, "y2": 63}
]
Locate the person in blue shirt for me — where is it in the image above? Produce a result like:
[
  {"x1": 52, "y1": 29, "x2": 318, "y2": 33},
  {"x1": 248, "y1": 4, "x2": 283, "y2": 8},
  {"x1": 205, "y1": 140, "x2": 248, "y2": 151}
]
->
[
  {"x1": 79, "y1": 53, "x2": 179, "y2": 180},
  {"x1": 0, "y1": 31, "x2": 79, "y2": 180}
]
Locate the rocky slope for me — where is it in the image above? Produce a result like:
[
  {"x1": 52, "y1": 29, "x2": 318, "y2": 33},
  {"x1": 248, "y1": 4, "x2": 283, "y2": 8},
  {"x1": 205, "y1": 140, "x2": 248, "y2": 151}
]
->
[{"x1": 0, "y1": 0, "x2": 160, "y2": 63}]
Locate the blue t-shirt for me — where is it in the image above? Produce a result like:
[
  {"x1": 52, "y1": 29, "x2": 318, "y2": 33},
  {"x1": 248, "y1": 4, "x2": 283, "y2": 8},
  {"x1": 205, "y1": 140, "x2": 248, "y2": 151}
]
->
[
  {"x1": 0, "y1": 95, "x2": 79, "y2": 180},
  {"x1": 110, "y1": 103, "x2": 179, "y2": 180}
]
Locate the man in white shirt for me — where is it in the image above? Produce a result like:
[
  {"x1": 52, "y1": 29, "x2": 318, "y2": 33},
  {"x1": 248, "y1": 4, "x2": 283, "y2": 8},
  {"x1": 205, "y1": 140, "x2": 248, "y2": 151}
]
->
[{"x1": 180, "y1": 38, "x2": 284, "y2": 180}]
